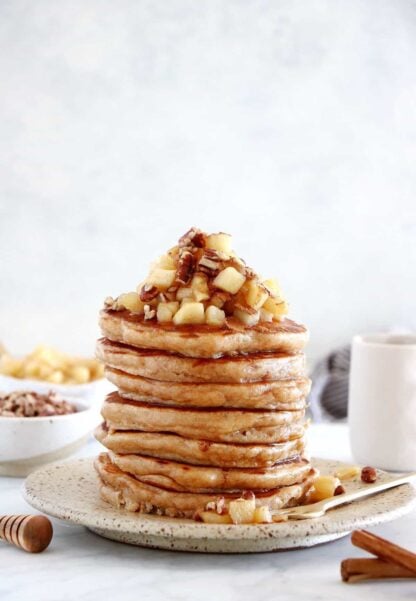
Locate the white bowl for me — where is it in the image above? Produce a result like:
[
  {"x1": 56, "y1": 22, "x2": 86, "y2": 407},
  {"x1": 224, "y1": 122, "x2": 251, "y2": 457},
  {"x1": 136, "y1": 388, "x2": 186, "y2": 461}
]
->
[
  {"x1": 0, "y1": 399, "x2": 101, "y2": 477},
  {"x1": 0, "y1": 373, "x2": 112, "y2": 408}
]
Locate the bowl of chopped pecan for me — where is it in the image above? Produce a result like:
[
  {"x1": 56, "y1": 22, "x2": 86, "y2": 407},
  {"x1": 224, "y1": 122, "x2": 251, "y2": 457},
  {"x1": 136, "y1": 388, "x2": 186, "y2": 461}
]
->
[
  {"x1": 0, "y1": 344, "x2": 111, "y2": 408},
  {"x1": 0, "y1": 390, "x2": 100, "y2": 477}
]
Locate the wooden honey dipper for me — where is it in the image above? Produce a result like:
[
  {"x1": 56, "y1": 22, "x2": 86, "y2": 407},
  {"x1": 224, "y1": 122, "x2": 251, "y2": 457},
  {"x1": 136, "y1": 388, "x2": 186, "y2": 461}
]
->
[{"x1": 0, "y1": 515, "x2": 53, "y2": 553}]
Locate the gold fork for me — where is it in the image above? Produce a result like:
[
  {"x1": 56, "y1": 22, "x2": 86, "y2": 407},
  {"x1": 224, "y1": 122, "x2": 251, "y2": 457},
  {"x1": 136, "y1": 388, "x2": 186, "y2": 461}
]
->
[{"x1": 271, "y1": 471, "x2": 416, "y2": 520}]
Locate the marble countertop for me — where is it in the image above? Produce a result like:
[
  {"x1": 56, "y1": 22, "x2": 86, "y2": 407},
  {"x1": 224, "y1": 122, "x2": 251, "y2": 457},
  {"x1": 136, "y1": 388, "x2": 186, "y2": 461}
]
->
[{"x1": 0, "y1": 423, "x2": 415, "y2": 601}]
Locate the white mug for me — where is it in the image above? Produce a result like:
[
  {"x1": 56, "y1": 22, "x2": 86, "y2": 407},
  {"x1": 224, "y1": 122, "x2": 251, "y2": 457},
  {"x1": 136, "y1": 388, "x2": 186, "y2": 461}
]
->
[{"x1": 348, "y1": 333, "x2": 416, "y2": 471}]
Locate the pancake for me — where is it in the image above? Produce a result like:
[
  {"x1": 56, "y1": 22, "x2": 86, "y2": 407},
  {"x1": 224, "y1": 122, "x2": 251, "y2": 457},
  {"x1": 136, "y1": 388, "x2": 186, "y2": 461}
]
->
[
  {"x1": 101, "y1": 392, "x2": 306, "y2": 444},
  {"x1": 95, "y1": 425, "x2": 306, "y2": 468},
  {"x1": 100, "y1": 310, "x2": 308, "y2": 358},
  {"x1": 106, "y1": 367, "x2": 310, "y2": 410},
  {"x1": 109, "y1": 452, "x2": 311, "y2": 492},
  {"x1": 97, "y1": 338, "x2": 306, "y2": 383},
  {"x1": 95, "y1": 452, "x2": 317, "y2": 518}
]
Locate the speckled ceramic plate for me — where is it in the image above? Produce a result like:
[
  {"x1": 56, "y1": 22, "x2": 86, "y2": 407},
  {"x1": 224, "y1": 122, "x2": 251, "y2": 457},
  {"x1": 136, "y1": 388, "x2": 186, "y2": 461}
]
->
[{"x1": 23, "y1": 457, "x2": 416, "y2": 553}]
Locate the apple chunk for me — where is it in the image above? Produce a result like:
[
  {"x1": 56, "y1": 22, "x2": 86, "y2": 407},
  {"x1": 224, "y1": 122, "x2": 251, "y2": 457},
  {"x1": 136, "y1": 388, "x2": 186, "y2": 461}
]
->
[
  {"x1": 173, "y1": 302, "x2": 205, "y2": 325},
  {"x1": 146, "y1": 269, "x2": 176, "y2": 290},
  {"x1": 213, "y1": 267, "x2": 246, "y2": 294},
  {"x1": 117, "y1": 292, "x2": 144, "y2": 314},
  {"x1": 199, "y1": 511, "x2": 232, "y2": 524},
  {"x1": 262, "y1": 298, "x2": 289, "y2": 319},
  {"x1": 228, "y1": 498, "x2": 256, "y2": 524},
  {"x1": 206, "y1": 233, "x2": 232, "y2": 254},
  {"x1": 205, "y1": 305, "x2": 226, "y2": 326}
]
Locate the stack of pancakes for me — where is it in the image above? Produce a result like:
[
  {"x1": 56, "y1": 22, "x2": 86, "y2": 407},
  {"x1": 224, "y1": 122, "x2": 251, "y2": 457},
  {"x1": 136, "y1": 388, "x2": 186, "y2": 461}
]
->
[{"x1": 95, "y1": 311, "x2": 315, "y2": 519}]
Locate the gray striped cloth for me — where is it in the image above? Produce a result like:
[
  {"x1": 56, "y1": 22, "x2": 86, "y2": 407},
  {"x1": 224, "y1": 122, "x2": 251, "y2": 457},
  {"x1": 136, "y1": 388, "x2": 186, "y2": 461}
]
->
[{"x1": 308, "y1": 346, "x2": 350, "y2": 422}]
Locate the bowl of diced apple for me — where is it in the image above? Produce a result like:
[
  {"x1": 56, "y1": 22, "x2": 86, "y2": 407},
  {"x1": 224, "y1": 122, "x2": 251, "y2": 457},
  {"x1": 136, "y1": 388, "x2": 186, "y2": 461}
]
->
[{"x1": 0, "y1": 344, "x2": 111, "y2": 408}]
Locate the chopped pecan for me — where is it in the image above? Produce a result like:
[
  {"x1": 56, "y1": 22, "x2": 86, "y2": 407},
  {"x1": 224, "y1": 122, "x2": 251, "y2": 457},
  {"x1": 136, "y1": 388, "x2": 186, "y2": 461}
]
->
[
  {"x1": 334, "y1": 484, "x2": 346, "y2": 495},
  {"x1": 0, "y1": 391, "x2": 77, "y2": 417},
  {"x1": 175, "y1": 249, "x2": 195, "y2": 285},
  {"x1": 198, "y1": 249, "x2": 223, "y2": 276},
  {"x1": 241, "y1": 491, "x2": 255, "y2": 501},
  {"x1": 209, "y1": 290, "x2": 231, "y2": 309},
  {"x1": 233, "y1": 302, "x2": 258, "y2": 315},
  {"x1": 178, "y1": 227, "x2": 206, "y2": 248},
  {"x1": 143, "y1": 304, "x2": 156, "y2": 320},
  {"x1": 140, "y1": 284, "x2": 159, "y2": 302},
  {"x1": 104, "y1": 296, "x2": 123, "y2": 311},
  {"x1": 216, "y1": 497, "x2": 226, "y2": 515}
]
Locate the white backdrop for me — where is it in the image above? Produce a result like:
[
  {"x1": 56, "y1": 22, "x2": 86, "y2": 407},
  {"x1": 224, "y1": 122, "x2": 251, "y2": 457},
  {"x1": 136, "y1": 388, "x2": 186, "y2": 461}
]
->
[{"x1": 1, "y1": 1, "x2": 415, "y2": 365}]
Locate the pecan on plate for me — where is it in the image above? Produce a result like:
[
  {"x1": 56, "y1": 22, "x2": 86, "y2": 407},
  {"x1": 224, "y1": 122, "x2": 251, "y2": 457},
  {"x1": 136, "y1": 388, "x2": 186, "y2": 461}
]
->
[{"x1": 361, "y1": 466, "x2": 377, "y2": 483}]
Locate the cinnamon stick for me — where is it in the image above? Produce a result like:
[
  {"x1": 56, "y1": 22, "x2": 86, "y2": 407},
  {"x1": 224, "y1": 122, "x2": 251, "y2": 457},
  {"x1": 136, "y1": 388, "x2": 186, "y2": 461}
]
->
[
  {"x1": 351, "y1": 530, "x2": 416, "y2": 574},
  {"x1": 341, "y1": 557, "x2": 416, "y2": 583}
]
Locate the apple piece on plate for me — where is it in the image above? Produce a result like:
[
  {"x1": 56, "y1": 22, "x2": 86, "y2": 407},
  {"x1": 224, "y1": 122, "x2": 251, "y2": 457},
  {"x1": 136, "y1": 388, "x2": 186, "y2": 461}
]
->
[
  {"x1": 228, "y1": 498, "x2": 256, "y2": 524},
  {"x1": 253, "y1": 506, "x2": 272, "y2": 524},
  {"x1": 199, "y1": 512, "x2": 233, "y2": 524}
]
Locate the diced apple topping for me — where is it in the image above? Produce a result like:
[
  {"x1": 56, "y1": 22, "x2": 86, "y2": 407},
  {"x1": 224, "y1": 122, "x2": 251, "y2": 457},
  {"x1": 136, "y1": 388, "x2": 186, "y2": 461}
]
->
[
  {"x1": 243, "y1": 280, "x2": 269, "y2": 310},
  {"x1": 173, "y1": 302, "x2": 205, "y2": 325},
  {"x1": 156, "y1": 302, "x2": 179, "y2": 323},
  {"x1": 191, "y1": 274, "x2": 210, "y2": 302},
  {"x1": 176, "y1": 287, "x2": 193, "y2": 301},
  {"x1": 205, "y1": 305, "x2": 226, "y2": 326},
  {"x1": 262, "y1": 298, "x2": 289, "y2": 319},
  {"x1": 153, "y1": 254, "x2": 176, "y2": 270},
  {"x1": 233, "y1": 308, "x2": 260, "y2": 327},
  {"x1": 213, "y1": 267, "x2": 246, "y2": 294},
  {"x1": 206, "y1": 233, "x2": 232, "y2": 254},
  {"x1": 260, "y1": 308, "x2": 273, "y2": 323},
  {"x1": 117, "y1": 292, "x2": 144, "y2": 314},
  {"x1": 146, "y1": 268, "x2": 176, "y2": 290},
  {"x1": 263, "y1": 278, "x2": 281, "y2": 298},
  {"x1": 105, "y1": 228, "x2": 290, "y2": 327}
]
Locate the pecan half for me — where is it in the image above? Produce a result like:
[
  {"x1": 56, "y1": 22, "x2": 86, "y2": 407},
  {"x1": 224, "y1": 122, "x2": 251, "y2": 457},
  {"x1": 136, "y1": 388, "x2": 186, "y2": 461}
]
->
[
  {"x1": 140, "y1": 284, "x2": 159, "y2": 302},
  {"x1": 361, "y1": 466, "x2": 377, "y2": 483},
  {"x1": 178, "y1": 227, "x2": 206, "y2": 248},
  {"x1": 198, "y1": 249, "x2": 223, "y2": 276},
  {"x1": 176, "y1": 249, "x2": 195, "y2": 285}
]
